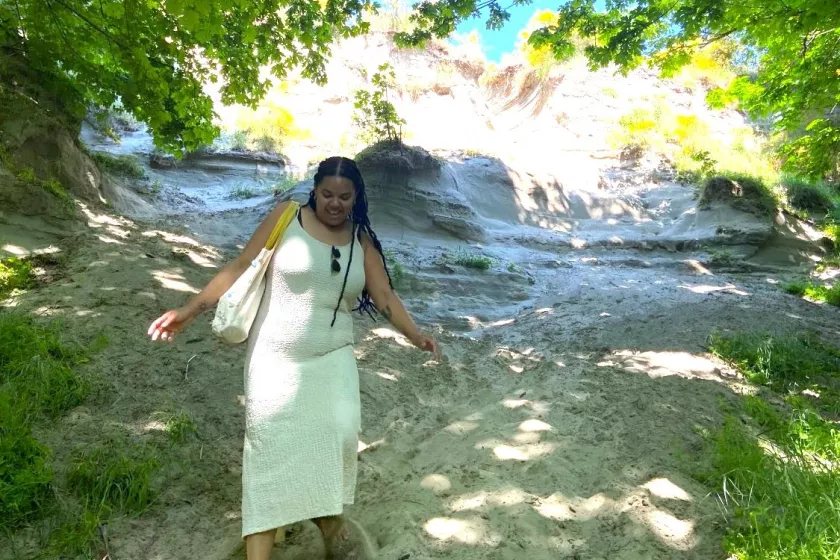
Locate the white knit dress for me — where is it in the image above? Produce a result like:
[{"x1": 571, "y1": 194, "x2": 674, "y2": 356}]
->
[{"x1": 241, "y1": 213, "x2": 365, "y2": 538}]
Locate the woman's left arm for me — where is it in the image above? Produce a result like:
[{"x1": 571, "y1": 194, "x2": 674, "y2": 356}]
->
[{"x1": 362, "y1": 235, "x2": 441, "y2": 359}]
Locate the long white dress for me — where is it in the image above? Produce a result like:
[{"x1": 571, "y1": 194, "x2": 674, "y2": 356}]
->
[{"x1": 241, "y1": 212, "x2": 365, "y2": 537}]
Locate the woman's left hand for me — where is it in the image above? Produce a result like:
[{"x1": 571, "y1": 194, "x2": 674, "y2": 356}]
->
[{"x1": 413, "y1": 334, "x2": 442, "y2": 361}]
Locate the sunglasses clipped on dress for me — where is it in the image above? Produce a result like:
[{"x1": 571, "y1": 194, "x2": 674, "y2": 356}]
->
[{"x1": 331, "y1": 246, "x2": 341, "y2": 274}]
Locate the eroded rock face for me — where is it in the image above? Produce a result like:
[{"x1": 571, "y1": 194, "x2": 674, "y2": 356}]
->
[
  {"x1": 5, "y1": 116, "x2": 103, "y2": 204},
  {"x1": 355, "y1": 142, "x2": 487, "y2": 241},
  {"x1": 151, "y1": 149, "x2": 287, "y2": 170}
]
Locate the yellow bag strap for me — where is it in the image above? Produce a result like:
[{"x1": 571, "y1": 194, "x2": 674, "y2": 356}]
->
[{"x1": 265, "y1": 201, "x2": 300, "y2": 250}]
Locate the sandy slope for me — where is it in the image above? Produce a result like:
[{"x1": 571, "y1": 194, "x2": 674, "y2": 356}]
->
[{"x1": 4, "y1": 196, "x2": 839, "y2": 560}]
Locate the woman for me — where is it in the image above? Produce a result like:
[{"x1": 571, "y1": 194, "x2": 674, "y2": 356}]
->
[{"x1": 148, "y1": 157, "x2": 440, "y2": 559}]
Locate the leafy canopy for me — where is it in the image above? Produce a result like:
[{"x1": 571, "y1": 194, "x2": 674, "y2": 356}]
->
[
  {"x1": 5, "y1": 0, "x2": 838, "y2": 177},
  {"x1": 400, "y1": 0, "x2": 840, "y2": 180},
  {"x1": 1, "y1": 0, "x2": 373, "y2": 153}
]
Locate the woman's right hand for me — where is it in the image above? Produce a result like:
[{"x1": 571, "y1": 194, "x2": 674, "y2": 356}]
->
[{"x1": 148, "y1": 306, "x2": 195, "y2": 342}]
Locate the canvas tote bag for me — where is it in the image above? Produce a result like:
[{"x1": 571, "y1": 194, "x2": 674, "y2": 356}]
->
[{"x1": 211, "y1": 202, "x2": 299, "y2": 344}]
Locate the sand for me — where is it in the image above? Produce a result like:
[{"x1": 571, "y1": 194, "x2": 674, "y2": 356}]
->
[{"x1": 4, "y1": 191, "x2": 839, "y2": 560}]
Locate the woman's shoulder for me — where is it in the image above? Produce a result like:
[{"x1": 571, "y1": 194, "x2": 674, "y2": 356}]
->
[
  {"x1": 357, "y1": 228, "x2": 372, "y2": 247},
  {"x1": 274, "y1": 199, "x2": 298, "y2": 213},
  {"x1": 266, "y1": 199, "x2": 299, "y2": 222}
]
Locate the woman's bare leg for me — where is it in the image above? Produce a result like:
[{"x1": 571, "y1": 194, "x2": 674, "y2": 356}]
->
[
  {"x1": 314, "y1": 515, "x2": 376, "y2": 559},
  {"x1": 313, "y1": 515, "x2": 346, "y2": 559},
  {"x1": 245, "y1": 528, "x2": 277, "y2": 560}
]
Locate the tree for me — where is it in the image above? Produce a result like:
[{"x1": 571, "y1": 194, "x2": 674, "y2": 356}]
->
[
  {"x1": 400, "y1": 0, "x2": 840, "y2": 181},
  {"x1": 352, "y1": 63, "x2": 405, "y2": 144},
  {"x1": 0, "y1": 0, "x2": 373, "y2": 153}
]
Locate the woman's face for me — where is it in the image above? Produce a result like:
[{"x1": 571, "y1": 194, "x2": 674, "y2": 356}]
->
[{"x1": 314, "y1": 175, "x2": 355, "y2": 227}]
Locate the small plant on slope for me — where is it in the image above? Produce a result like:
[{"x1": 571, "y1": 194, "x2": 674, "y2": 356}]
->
[
  {"x1": 0, "y1": 257, "x2": 35, "y2": 298},
  {"x1": 353, "y1": 63, "x2": 406, "y2": 144},
  {"x1": 91, "y1": 152, "x2": 145, "y2": 180}
]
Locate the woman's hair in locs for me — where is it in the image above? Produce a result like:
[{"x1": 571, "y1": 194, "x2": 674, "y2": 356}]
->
[{"x1": 309, "y1": 156, "x2": 392, "y2": 326}]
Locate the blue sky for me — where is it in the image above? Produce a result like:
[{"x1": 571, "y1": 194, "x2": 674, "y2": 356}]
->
[{"x1": 455, "y1": 1, "x2": 606, "y2": 62}]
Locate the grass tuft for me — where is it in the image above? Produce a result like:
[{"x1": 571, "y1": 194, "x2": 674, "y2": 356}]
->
[
  {"x1": 0, "y1": 394, "x2": 54, "y2": 528},
  {"x1": 699, "y1": 174, "x2": 779, "y2": 216},
  {"x1": 0, "y1": 256, "x2": 36, "y2": 299},
  {"x1": 783, "y1": 280, "x2": 840, "y2": 307},
  {"x1": 67, "y1": 443, "x2": 159, "y2": 514},
  {"x1": 227, "y1": 183, "x2": 264, "y2": 200},
  {"x1": 782, "y1": 175, "x2": 838, "y2": 215},
  {"x1": 708, "y1": 331, "x2": 840, "y2": 398},
  {"x1": 272, "y1": 172, "x2": 311, "y2": 196},
  {"x1": 163, "y1": 411, "x2": 198, "y2": 444},
  {"x1": 383, "y1": 249, "x2": 407, "y2": 290},
  {"x1": 451, "y1": 250, "x2": 492, "y2": 271},
  {"x1": 48, "y1": 508, "x2": 104, "y2": 557},
  {"x1": 91, "y1": 152, "x2": 145, "y2": 179}
]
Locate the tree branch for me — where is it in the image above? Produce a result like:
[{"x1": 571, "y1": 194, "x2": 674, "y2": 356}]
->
[
  {"x1": 44, "y1": 0, "x2": 86, "y2": 63},
  {"x1": 699, "y1": 27, "x2": 739, "y2": 48},
  {"x1": 50, "y1": 0, "x2": 126, "y2": 49},
  {"x1": 801, "y1": 28, "x2": 839, "y2": 57}
]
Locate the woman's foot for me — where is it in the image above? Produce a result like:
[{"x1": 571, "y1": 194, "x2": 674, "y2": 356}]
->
[{"x1": 313, "y1": 515, "x2": 371, "y2": 560}]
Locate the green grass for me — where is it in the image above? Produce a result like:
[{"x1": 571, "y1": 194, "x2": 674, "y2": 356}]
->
[
  {"x1": 48, "y1": 507, "x2": 104, "y2": 558},
  {"x1": 272, "y1": 174, "x2": 305, "y2": 196},
  {"x1": 48, "y1": 440, "x2": 161, "y2": 556},
  {"x1": 699, "y1": 174, "x2": 779, "y2": 216},
  {"x1": 227, "y1": 175, "x2": 306, "y2": 200},
  {"x1": 15, "y1": 166, "x2": 37, "y2": 182},
  {"x1": 783, "y1": 280, "x2": 809, "y2": 296},
  {"x1": 227, "y1": 183, "x2": 266, "y2": 200},
  {"x1": 383, "y1": 249, "x2": 407, "y2": 290},
  {"x1": 42, "y1": 177, "x2": 73, "y2": 207},
  {"x1": 0, "y1": 394, "x2": 54, "y2": 529},
  {"x1": 162, "y1": 411, "x2": 198, "y2": 444},
  {"x1": 0, "y1": 256, "x2": 35, "y2": 299},
  {"x1": 91, "y1": 152, "x2": 145, "y2": 179},
  {"x1": 782, "y1": 175, "x2": 838, "y2": 215},
  {"x1": 67, "y1": 443, "x2": 159, "y2": 514},
  {"x1": 228, "y1": 130, "x2": 248, "y2": 150},
  {"x1": 709, "y1": 331, "x2": 840, "y2": 400},
  {"x1": 783, "y1": 280, "x2": 840, "y2": 307},
  {"x1": 816, "y1": 255, "x2": 840, "y2": 272},
  {"x1": 0, "y1": 313, "x2": 92, "y2": 417},
  {"x1": 437, "y1": 250, "x2": 494, "y2": 271},
  {"x1": 705, "y1": 416, "x2": 840, "y2": 560},
  {"x1": 703, "y1": 332, "x2": 840, "y2": 559},
  {"x1": 10, "y1": 166, "x2": 75, "y2": 212},
  {"x1": 453, "y1": 252, "x2": 492, "y2": 271},
  {"x1": 0, "y1": 313, "x2": 96, "y2": 529}
]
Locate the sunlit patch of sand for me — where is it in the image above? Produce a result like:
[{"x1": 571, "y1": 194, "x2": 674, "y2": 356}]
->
[{"x1": 424, "y1": 516, "x2": 502, "y2": 546}]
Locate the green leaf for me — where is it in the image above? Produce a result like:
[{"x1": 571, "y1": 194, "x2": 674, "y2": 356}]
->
[
  {"x1": 101, "y1": 2, "x2": 125, "y2": 18},
  {"x1": 181, "y1": 9, "x2": 200, "y2": 31}
]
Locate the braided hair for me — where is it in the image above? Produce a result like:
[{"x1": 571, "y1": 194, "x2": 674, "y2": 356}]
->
[{"x1": 308, "y1": 157, "x2": 393, "y2": 326}]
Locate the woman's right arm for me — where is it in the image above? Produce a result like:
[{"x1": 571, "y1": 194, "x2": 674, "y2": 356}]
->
[{"x1": 148, "y1": 201, "x2": 293, "y2": 341}]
